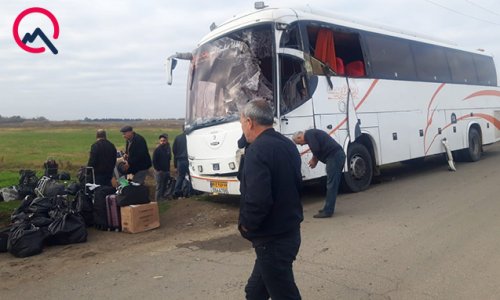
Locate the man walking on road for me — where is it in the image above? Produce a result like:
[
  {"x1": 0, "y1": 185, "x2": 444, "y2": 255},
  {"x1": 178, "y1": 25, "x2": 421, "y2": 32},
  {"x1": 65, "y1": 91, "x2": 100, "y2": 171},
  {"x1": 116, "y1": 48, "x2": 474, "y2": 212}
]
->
[
  {"x1": 238, "y1": 99, "x2": 303, "y2": 299},
  {"x1": 293, "y1": 129, "x2": 346, "y2": 218}
]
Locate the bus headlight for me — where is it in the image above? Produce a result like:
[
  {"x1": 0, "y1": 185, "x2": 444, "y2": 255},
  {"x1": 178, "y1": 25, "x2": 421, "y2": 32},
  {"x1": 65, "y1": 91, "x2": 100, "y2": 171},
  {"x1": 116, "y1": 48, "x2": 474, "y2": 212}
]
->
[{"x1": 229, "y1": 162, "x2": 236, "y2": 170}]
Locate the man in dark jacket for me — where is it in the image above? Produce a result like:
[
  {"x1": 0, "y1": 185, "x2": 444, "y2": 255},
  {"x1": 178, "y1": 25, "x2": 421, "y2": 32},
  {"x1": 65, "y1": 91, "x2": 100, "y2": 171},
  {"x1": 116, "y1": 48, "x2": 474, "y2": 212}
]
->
[
  {"x1": 293, "y1": 129, "x2": 346, "y2": 218},
  {"x1": 120, "y1": 125, "x2": 152, "y2": 184},
  {"x1": 172, "y1": 127, "x2": 190, "y2": 198},
  {"x1": 87, "y1": 129, "x2": 117, "y2": 186},
  {"x1": 152, "y1": 133, "x2": 171, "y2": 201},
  {"x1": 239, "y1": 99, "x2": 303, "y2": 299}
]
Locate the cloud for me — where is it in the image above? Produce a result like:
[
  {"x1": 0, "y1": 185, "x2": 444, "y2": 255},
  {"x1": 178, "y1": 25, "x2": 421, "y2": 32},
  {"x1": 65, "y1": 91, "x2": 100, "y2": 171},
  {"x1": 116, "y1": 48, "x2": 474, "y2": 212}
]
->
[{"x1": 0, "y1": 0, "x2": 499, "y2": 120}]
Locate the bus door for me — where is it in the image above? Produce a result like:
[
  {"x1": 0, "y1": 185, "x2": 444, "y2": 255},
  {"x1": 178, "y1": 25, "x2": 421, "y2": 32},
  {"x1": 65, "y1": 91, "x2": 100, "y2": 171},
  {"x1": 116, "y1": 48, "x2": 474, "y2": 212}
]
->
[
  {"x1": 277, "y1": 51, "x2": 316, "y2": 136},
  {"x1": 277, "y1": 51, "x2": 323, "y2": 179}
]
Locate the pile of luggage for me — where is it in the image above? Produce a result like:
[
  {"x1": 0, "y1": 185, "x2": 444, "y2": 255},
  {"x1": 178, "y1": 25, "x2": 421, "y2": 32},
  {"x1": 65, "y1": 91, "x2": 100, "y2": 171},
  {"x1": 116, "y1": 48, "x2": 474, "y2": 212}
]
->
[
  {"x1": 1, "y1": 163, "x2": 159, "y2": 258},
  {"x1": 0, "y1": 163, "x2": 89, "y2": 257},
  {"x1": 0, "y1": 159, "x2": 70, "y2": 203},
  {"x1": 2, "y1": 195, "x2": 88, "y2": 257}
]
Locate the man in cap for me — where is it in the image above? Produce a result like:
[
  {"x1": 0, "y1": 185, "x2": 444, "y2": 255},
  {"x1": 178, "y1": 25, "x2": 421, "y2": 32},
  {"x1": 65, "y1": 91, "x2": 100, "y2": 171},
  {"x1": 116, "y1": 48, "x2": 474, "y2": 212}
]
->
[
  {"x1": 120, "y1": 125, "x2": 152, "y2": 184},
  {"x1": 152, "y1": 133, "x2": 171, "y2": 200},
  {"x1": 87, "y1": 129, "x2": 117, "y2": 186}
]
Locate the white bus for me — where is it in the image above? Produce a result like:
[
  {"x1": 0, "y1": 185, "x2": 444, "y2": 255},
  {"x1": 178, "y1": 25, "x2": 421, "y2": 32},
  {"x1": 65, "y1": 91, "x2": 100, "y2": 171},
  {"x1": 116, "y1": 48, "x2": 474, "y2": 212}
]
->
[{"x1": 167, "y1": 4, "x2": 500, "y2": 194}]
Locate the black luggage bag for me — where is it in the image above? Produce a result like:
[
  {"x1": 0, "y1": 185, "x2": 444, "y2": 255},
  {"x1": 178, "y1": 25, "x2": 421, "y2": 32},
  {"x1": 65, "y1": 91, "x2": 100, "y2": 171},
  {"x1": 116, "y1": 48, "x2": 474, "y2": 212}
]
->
[
  {"x1": 93, "y1": 186, "x2": 116, "y2": 230},
  {"x1": 117, "y1": 185, "x2": 150, "y2": 207}
]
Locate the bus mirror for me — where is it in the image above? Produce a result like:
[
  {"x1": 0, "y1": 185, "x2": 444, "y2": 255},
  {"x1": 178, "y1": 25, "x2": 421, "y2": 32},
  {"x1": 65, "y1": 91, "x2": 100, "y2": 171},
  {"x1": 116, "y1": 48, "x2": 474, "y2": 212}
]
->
[{"x1": 166, "y1": 58, "x2": 178, "y2": 85}]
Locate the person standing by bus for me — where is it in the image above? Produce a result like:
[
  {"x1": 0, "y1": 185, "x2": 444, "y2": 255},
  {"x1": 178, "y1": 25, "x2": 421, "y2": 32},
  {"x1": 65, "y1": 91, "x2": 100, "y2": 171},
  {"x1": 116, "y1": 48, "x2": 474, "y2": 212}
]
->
[
  {"x1": 239, "y1": 99, "x2": 303, "y2": 299},
  {"x1": 120, "y1": 125, "x2": 152, "y2": 184},
  {"x1": 293, "y1": 129, "x2": 346, "y2": 218},
  {"x1": 152, "y1": 133, "x2": 171, "y2": 201},
  {"x1": 172, "y1": 126, "x2": 190, "y2": 198}
]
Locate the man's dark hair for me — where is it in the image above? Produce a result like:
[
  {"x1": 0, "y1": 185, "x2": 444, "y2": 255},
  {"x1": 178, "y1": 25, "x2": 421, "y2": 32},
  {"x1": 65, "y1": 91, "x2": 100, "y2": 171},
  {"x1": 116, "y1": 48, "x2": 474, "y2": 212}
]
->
[
  {"x1": 242, "y1": 99, "x2": 274, "y2": 126},
  {"x1": 96, "y1": 129, "x2": 107, "y2": 139}
]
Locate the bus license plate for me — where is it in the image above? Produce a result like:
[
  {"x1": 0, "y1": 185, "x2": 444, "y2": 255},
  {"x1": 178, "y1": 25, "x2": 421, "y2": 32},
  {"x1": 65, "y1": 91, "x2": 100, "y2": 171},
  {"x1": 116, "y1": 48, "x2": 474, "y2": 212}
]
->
[{"x1": 210, "y1": 181, "x2": 228, "y2": 194}]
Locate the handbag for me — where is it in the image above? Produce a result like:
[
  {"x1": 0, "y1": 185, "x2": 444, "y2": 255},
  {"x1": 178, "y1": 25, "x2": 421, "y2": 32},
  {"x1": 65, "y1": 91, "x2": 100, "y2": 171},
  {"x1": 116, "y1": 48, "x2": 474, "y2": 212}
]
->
[{"x1": 116, "y1": 185, "x2": 150, "y2": 207}]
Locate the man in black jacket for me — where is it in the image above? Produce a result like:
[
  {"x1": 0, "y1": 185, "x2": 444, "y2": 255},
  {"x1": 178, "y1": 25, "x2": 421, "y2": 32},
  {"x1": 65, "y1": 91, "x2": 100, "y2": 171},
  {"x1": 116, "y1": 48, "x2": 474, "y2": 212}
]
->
[
  {"x1": 87, "y1": 129, "x2": 117, "y2": 186},
  {"x1": 172, "y1": 127, "x2": 190, "y2": 198},
  {"x1": 120, "y1": 125, "x2": 152, "y2": 184},
  {"x1": 239, "y1": 99, "x2": 303, "y2": 299},
  {"x1": 152, "y1": 133, "x2": 171, "y2": 201},
  {"x1": 293, "y1": 129, "x2": 346, "y2": 218}
]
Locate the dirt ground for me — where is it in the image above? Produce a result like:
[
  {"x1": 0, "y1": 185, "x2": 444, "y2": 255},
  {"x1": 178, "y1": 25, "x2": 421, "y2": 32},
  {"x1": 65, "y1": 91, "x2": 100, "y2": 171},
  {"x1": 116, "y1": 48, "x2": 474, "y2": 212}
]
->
[{"x1": 0, "y1": 195, "x2": 242, "y2": 290}]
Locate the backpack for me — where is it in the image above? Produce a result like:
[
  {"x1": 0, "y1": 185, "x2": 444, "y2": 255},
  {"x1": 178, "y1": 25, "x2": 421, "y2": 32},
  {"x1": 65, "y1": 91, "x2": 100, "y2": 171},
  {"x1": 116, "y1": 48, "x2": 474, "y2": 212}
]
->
[
  {"x1": 18, "y1": 169, "x2": 38, "y2": 199},
  {"x1": 43, "y1": 159, "x2": 59, "y2": 178}
]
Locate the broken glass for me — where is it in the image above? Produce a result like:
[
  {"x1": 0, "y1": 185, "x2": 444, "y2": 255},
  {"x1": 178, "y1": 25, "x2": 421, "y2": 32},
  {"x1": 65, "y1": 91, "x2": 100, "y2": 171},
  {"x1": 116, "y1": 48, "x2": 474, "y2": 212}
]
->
[{"x1": 185, "y1": 24, "x2": 274, "y2": 131}]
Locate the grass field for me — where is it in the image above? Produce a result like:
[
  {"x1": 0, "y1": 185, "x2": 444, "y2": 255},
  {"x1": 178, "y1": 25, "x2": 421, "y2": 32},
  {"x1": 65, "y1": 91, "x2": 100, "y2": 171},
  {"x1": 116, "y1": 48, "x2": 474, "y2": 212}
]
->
[
  {"x1": 0, "y1": 121, "x2": 183, "y2": 225},
  {"x1": 0, "y1": 121, "x2": 183, "y2": 187}
]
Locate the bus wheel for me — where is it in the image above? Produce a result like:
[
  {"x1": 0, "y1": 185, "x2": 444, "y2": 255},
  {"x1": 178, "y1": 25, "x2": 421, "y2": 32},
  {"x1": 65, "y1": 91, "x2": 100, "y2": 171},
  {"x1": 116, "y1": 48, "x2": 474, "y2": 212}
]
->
[
  {"x1": 462, "y1": 127, "x2": 482, "y2": 162},
  {"x1": 342, "y1": 143, "x2": 373, "y2": 192}
]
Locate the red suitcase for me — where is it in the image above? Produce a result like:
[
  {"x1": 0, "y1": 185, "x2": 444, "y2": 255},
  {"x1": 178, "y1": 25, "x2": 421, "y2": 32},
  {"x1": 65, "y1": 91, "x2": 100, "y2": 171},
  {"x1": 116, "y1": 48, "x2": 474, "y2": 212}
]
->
[{"x1": 105, "y1": 194, "x2": 121, "y2": 231}]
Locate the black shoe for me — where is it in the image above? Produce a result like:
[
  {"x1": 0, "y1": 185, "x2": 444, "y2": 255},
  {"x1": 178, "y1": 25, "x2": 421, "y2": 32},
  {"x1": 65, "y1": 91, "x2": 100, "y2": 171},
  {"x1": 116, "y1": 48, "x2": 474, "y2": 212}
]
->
[
  {"x1": 313, "y1": 211, "x2": 333, "y2": 218},
  {"x1": 318, "y1": 209, "x2": 324, "y2": 213}
]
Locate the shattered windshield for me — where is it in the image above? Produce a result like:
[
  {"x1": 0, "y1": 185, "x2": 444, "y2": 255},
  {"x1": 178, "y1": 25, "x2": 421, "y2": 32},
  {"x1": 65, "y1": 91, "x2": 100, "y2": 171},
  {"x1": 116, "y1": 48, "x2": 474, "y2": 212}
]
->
[{"x1": 186, "y1": 24, "x2": 274, "y2": 131}]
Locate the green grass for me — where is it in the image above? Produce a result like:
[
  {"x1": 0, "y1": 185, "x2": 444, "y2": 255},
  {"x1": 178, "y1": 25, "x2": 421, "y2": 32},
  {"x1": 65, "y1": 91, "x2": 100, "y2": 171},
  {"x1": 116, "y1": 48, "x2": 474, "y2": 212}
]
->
[
  {"x1": 0, "y1": 122, "x2": 182, "y2": 224},
  {"x1": 0, "y1": 124, "x2": 182, "y2": 183},
  {"x1": 0, "y1": 200, "x2": 20, "y2": 227}
]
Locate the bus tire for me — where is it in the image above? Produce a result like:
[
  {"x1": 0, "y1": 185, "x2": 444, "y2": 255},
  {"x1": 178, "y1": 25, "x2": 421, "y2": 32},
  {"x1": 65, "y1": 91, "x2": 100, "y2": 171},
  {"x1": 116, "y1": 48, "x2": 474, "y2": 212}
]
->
[
  {"x1": 342, "y1": 143, "x2": 373, "y2": 192},
  {"x1": 461, "y1": 127, "x2": 482, "y2": 162}
]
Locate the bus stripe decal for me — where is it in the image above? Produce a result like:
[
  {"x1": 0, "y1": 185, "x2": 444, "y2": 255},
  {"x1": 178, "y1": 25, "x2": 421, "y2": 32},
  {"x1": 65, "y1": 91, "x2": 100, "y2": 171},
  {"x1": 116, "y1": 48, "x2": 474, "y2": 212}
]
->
[
  {"x1": 424, "y1": 113, "x2": 500, "y2": 155},
  {"x1": 355, "y1": 79, "x2": 379, "y2": 110},
  {"x1": 463, "y1": 90, "x2": 500, "y2": 100},
  {"x1": 300, "y1": 79, "x2": 379, "y2": 156}
]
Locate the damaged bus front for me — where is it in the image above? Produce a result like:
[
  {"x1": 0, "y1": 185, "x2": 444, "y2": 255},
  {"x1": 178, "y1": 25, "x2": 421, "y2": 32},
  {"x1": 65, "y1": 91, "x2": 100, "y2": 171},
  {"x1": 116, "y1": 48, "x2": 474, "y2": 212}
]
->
[{"x1": 167, "y1": 23, "x2": 276, "y2": 194}]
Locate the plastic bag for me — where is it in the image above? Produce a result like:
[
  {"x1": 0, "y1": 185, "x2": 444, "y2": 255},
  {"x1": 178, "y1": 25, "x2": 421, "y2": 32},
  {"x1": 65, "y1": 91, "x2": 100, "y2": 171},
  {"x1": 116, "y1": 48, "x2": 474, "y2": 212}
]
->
[
  {"x1": 1, "y1": 187, "x2": 19, "y2": 202},
  {"x1": 8, "y1": 222, "x2": 46, "y2": 258},
  {"x1": 47, "y1": 213, "x2": 87, "y2": 245}
]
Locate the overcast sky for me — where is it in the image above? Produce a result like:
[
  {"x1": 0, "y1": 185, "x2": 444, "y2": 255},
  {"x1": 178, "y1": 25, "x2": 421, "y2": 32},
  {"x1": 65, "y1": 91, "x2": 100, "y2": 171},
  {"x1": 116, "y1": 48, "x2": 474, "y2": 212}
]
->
[{"x1": 0, "y1": 0, "x2": 499, "y2": 120}]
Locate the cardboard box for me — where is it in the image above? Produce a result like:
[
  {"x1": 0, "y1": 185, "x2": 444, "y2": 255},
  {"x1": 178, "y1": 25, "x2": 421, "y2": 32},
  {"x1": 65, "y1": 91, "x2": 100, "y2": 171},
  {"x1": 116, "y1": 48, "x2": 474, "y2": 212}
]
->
[{"x1": 120, "y1": 202, "x2": 160, "y2": 233}]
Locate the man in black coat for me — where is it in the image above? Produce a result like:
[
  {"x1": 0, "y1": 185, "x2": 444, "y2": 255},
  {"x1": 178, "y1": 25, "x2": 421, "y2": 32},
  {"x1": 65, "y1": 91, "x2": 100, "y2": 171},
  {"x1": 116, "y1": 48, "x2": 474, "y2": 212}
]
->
[
  {"x1": 293, "y1": 129, "x2": 346, "y2": 218},
  {"x1": 239, "y1": 99, "x2": 303, "y2": 299},
  {"x1": 120, "y1": 125, "x2": 152, "y2": 184},
  {"x1": 87, "y1": 129, "x2": 117, "y2": 186},
  {"x1": 152, "y1": 133, "x2": 171, "y2": 201},
  {"x1": 172, "y1": 128, "x2": 190, "y2": 198}
]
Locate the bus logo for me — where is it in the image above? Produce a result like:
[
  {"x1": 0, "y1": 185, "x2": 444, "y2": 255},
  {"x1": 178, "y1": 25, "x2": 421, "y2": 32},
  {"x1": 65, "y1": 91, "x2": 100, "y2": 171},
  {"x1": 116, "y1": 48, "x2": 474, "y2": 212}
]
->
[{"x1": 13, "y1": 7, "x2": 60, "y2": 54}]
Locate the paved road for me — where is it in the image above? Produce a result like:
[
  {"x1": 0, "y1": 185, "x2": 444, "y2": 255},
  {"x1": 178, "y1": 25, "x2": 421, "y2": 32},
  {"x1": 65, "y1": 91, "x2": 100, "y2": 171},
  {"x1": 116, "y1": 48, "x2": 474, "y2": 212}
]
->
[{"x1": 4, "y1": 143, "x2": 500, "y2": 299}]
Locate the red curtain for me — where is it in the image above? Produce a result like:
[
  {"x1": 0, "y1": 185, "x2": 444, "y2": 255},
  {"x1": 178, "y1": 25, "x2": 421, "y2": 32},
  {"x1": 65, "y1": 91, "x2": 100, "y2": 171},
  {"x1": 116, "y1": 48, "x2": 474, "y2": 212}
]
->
[{"x1": 315, "y1": 29, "x2": 337, "y2": 73}]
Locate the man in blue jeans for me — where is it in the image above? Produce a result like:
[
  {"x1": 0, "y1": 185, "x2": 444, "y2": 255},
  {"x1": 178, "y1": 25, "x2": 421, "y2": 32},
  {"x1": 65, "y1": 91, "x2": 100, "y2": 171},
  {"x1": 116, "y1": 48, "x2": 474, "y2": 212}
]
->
[
  {"x1": 239, "y1": 99, "x2": 303, "y2": 299},
  {"x1": 293, "y1": 129, "x2": 346, "y2": 218}
]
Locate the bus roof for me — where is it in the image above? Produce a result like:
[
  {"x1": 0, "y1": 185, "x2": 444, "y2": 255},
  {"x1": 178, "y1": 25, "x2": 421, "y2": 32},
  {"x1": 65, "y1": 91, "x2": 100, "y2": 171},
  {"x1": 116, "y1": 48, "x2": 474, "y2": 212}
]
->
[{"x1": 199, "y1": 6, "x2": 493, "y2": 58}]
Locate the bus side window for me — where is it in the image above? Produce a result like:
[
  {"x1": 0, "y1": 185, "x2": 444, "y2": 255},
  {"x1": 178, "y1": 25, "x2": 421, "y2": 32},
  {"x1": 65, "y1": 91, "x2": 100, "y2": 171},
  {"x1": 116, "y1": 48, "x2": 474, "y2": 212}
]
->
[{"x1": 307, "y1": 26, "x2": 365, "y2": 77}]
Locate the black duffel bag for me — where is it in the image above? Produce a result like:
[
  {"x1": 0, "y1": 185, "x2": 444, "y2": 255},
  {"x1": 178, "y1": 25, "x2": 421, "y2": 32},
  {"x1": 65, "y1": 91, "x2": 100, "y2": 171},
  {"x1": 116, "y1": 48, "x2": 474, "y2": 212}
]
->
[
  {"x1": 8, "y1": 222, "x2": 46, "y2": 258},
  {"x1": 73, "y1": 190, "x2": 94, "y2": 227},
  {"x1": 47, "y1": 212, "x2": 87, "y2": 245},
  {"x1": 117, "y1": 185, "x2": 150, "y2": 206}
]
